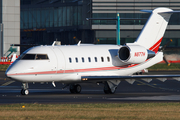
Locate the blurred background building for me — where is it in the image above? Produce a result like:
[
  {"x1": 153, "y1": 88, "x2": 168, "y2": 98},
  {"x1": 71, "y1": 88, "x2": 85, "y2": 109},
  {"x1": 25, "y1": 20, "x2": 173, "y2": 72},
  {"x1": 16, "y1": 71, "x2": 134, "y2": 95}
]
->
[
  {"x1": 1, "y1": 0, "x2": 180, "y2": 57},
  {"x1": 0, "y1": 0, "x2": 20, "y2": 58},
  {"x1": 20, "y1": 0, "x2": 180, "y2": 46}
]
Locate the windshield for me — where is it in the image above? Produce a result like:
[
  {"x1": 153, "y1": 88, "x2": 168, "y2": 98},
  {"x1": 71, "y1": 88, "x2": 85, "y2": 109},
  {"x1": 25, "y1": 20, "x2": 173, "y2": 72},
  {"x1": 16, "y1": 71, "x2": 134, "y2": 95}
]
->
[{"x1": 17, "y1": 54, "x2": 49, "y2": 60}]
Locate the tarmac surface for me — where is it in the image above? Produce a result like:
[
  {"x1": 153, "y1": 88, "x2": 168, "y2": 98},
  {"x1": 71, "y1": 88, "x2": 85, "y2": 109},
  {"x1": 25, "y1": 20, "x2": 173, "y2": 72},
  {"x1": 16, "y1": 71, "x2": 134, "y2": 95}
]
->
[{"x1": 1, "y1": 71, "x2": 180, "y2": 104}]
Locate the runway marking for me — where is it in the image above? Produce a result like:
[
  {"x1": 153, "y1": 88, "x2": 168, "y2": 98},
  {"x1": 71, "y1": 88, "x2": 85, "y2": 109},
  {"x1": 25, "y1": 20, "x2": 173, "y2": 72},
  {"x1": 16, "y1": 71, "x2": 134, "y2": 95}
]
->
[
  {"x1": 1, "y1": 81, "x2": 15, "y2": 86},
  {"x1": 137, "y1": 83, "x2": 157, "y2": 86},
  {"x1": 137, "y1": 83, "x2": 147, "y2": 85},
  {"x1": 136, "y1": 80, "x2": 174, "y2": 91},
  {"x1": 108, "y1": 95, "x2": 180, "y2": 101}
]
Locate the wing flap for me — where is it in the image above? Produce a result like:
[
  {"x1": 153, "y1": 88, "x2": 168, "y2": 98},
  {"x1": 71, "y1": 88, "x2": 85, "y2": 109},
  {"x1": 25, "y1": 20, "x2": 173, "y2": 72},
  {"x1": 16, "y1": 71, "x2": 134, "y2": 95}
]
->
[{"x1": 125, "y1": 79, "x2": 135, "y2": 84}]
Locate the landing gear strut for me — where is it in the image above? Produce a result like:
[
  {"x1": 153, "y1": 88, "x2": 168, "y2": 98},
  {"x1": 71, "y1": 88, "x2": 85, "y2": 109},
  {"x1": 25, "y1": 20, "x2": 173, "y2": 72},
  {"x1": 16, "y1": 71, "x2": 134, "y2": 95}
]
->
[
  {"x1": 21, "y1": 83, "x2": 29, "y2": 95},
  {"x1": 69, "y1": 84, "x2": 81, "y2": 94},
  {"x1": 103, "y1": 80, "x2": 121, "y2": 94},
  {"x1": 103, "y1": 82, "x2": 116, "y2": 94}
]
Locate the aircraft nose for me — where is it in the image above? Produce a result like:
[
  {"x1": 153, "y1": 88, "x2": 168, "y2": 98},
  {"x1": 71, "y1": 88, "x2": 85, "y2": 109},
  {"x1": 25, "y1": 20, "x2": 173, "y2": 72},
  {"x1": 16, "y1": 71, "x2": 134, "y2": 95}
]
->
[
  {"x1": 5, "y1": 68, "x2": 12, "y2": 78},
  {"x1": 5, "y1": 64, "x2": 16, "y2": 78}
]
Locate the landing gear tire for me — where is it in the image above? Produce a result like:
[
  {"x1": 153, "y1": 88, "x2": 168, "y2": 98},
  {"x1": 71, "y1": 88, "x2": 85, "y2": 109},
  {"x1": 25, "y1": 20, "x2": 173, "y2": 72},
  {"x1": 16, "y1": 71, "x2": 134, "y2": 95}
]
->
[
  {"x1": 21, "y1": 89, "x2": 29, "y2": 95},
  {"x1": 75, "y1": 84, "x2": 81, "y2": 93},
  {"x1": 21, "y1": 83, "x2": 29, "y2": 95},
  {"x1": 69, "y1": 84, "x2": 81, "y2": 94},
  {"x1": 70, "y1": 84, "x2": 76, "y2": 93},
  {"x1": 104, "y1": 88, "x2": 116, "y2": 94}
]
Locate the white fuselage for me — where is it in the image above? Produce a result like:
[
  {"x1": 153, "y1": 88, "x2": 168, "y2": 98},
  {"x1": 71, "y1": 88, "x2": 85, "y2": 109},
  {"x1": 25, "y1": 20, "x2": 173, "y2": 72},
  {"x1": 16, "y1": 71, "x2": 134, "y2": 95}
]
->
[
  {"x1": 6, "y1": 7, "x2": 174, "y2": 84},
  {"x1": 6, "y1": 45, "x2": 163, "y2": 83},
  {"x1": 4, "y1": 7, "x2": 178, "y2": 95}
]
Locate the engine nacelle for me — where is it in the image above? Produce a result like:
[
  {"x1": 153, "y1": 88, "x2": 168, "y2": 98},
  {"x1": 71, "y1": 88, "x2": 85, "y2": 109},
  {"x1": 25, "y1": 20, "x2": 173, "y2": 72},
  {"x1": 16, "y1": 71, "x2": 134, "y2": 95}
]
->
[{"x1": 118, "y1": 44, "x2": 155, "y2": 64}]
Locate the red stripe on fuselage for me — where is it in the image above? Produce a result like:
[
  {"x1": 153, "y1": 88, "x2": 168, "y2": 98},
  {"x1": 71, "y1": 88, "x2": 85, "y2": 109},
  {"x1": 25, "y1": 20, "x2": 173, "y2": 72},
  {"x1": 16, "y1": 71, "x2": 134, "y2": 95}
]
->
[
  {"x1": 149, "y1": 37, "x2": 163, "y2": 53},
  {"x1": 7, "y1": 64, "x2": 138, "y2": 76}
]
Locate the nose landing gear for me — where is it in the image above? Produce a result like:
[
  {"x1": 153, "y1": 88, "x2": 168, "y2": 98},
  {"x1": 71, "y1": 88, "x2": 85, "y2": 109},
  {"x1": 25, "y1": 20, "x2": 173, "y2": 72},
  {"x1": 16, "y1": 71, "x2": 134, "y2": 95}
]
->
[
  {"x1": 21, "y1": 89, "x2": 29, "y2": 95},
  {"x1": 21, "y1": 83, "x2": 29, "y2": 95}
]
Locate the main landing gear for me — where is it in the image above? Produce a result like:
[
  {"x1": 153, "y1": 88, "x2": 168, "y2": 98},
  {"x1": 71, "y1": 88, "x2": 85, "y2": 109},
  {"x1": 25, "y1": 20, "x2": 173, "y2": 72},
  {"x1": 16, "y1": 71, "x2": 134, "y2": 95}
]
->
[
  {"x1": 103, "y1": 80, "x2": 121, "y2": 94},
  {"x1": 69, "y1": 84, "x2": 81, "y2": 93},
  {"x1": 19, "y1": 81, "x2": 118, "y2": 95},
  {"x1": 21, "y1": 83, "x2": 29, "y2": 95},
  {"x1": 103, "y1": 82, "x2": 116, "y2": 94}
]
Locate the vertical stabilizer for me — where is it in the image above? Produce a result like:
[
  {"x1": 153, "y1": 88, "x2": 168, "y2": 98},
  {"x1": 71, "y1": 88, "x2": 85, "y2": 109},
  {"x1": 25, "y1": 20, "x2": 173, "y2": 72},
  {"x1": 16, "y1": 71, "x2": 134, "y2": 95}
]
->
[{"x1": 134, "y1": 8, "x2": 173, "y2": 52}]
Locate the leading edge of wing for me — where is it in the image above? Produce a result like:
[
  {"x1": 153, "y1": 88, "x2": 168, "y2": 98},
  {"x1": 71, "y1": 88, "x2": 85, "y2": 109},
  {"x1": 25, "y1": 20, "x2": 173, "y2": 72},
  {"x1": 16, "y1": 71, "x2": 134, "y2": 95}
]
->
[{"x1": 81, "y1": 75, "x2": 180, "y2": 81}]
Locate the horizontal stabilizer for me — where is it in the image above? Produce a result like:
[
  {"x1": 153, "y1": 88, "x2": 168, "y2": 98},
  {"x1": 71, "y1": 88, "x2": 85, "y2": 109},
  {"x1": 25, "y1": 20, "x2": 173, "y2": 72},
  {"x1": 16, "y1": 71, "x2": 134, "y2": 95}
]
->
[
  {"x1": 164, "y1": 11, "x2": 180, "y2": 13},
  {"x1": 141, "y1": 9, "x2": 180, "y2": 14}
]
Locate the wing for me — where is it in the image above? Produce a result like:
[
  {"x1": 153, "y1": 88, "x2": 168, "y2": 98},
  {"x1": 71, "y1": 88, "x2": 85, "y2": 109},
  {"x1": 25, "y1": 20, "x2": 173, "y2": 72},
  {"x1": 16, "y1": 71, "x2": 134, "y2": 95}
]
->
[
  {"x1": 81, "y1": 74, "x2": 180, "y2": 93},
  {"x1": 81, "y1": 75, "x2": 180, "y2": 82}
]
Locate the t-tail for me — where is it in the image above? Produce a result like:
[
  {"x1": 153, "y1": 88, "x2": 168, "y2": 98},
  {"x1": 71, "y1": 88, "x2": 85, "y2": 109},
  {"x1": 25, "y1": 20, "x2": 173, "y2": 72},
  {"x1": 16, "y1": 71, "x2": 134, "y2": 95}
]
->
[
  {"x1": 117, "y1": 8, "x2": 180, "y2": 65},
  {"x1": 134, "y1": 7, "x2": 174, "y2": 53}
]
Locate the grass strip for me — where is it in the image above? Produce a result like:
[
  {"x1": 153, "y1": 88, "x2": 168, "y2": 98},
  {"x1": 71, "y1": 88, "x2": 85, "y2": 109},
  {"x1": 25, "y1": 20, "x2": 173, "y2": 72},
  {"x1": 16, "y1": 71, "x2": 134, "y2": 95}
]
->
[
  {"x1": 0, "y1": 65, "x2": 9, "y2": 71},
  {"x1": 0, "y1": 103, "x2": 180, "y2": 120},
  {"x1": 148, "y1": 63, "x2": 180, "y2": 71}
]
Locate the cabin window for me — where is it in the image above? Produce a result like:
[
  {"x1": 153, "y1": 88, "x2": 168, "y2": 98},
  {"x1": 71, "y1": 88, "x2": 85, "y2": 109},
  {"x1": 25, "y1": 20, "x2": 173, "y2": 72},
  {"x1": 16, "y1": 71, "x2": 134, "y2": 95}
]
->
[
  {"x1": 82, "y1": 57, "x2": 84, "y2": 62},
  {"x1": 88, "y1": 57, "x2": 91, "y2": 62},
  {"x1": 94, "y1": 57, "x2": 97, "y2": 62},
  {"x1": 107, "y1": 57, "x2": 110, "y2": 62},
  {"x1": 75, "y1": 57, "x2": 78, "y2": 63},
  {"x1": 69, "y1": 58, "x2": 72, "y2": 63},
  {"x1": 101, "y1": 57, "x2": 104, "y2": 62}
]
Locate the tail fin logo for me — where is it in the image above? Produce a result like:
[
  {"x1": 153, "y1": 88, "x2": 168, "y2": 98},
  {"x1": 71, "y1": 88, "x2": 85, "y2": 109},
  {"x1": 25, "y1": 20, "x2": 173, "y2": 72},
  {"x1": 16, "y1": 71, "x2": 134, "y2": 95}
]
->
[{"x1": 149, "y1": 37, "x2": 163, "y2": 53}]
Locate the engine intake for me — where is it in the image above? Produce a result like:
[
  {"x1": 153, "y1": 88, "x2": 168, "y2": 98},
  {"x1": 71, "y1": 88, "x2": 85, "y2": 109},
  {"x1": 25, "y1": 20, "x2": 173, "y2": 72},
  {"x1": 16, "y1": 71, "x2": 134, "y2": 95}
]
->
[{"x1": 118, "y1": 45, "x2": 155, "y2": 64}]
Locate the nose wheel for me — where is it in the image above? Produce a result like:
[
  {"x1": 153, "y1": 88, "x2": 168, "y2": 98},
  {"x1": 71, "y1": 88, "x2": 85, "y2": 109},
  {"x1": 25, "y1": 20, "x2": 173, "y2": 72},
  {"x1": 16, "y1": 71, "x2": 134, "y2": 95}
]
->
[
  {"x1": 21, "y1": 83, "x2": 29, "y2": 95},
  {"x1": 69, "y1": 84, "x2": 81, "y2": 93},
  {"x1": 21, "y1": 89, "x2": 29, "y2": 95}
]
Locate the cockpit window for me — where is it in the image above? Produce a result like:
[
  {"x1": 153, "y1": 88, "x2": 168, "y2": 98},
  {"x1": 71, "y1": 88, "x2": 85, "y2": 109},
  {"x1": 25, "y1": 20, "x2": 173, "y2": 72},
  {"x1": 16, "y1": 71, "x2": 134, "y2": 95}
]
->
[
  {"x1": 20, "y1": 54, "x2": 36, "y2": 60},
  {"x1": 36, "y1": 54, "x2": 49, "y2": 60},
  {"x1": 18, "y1": 54, "x2": 49, "y2": 60}
]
